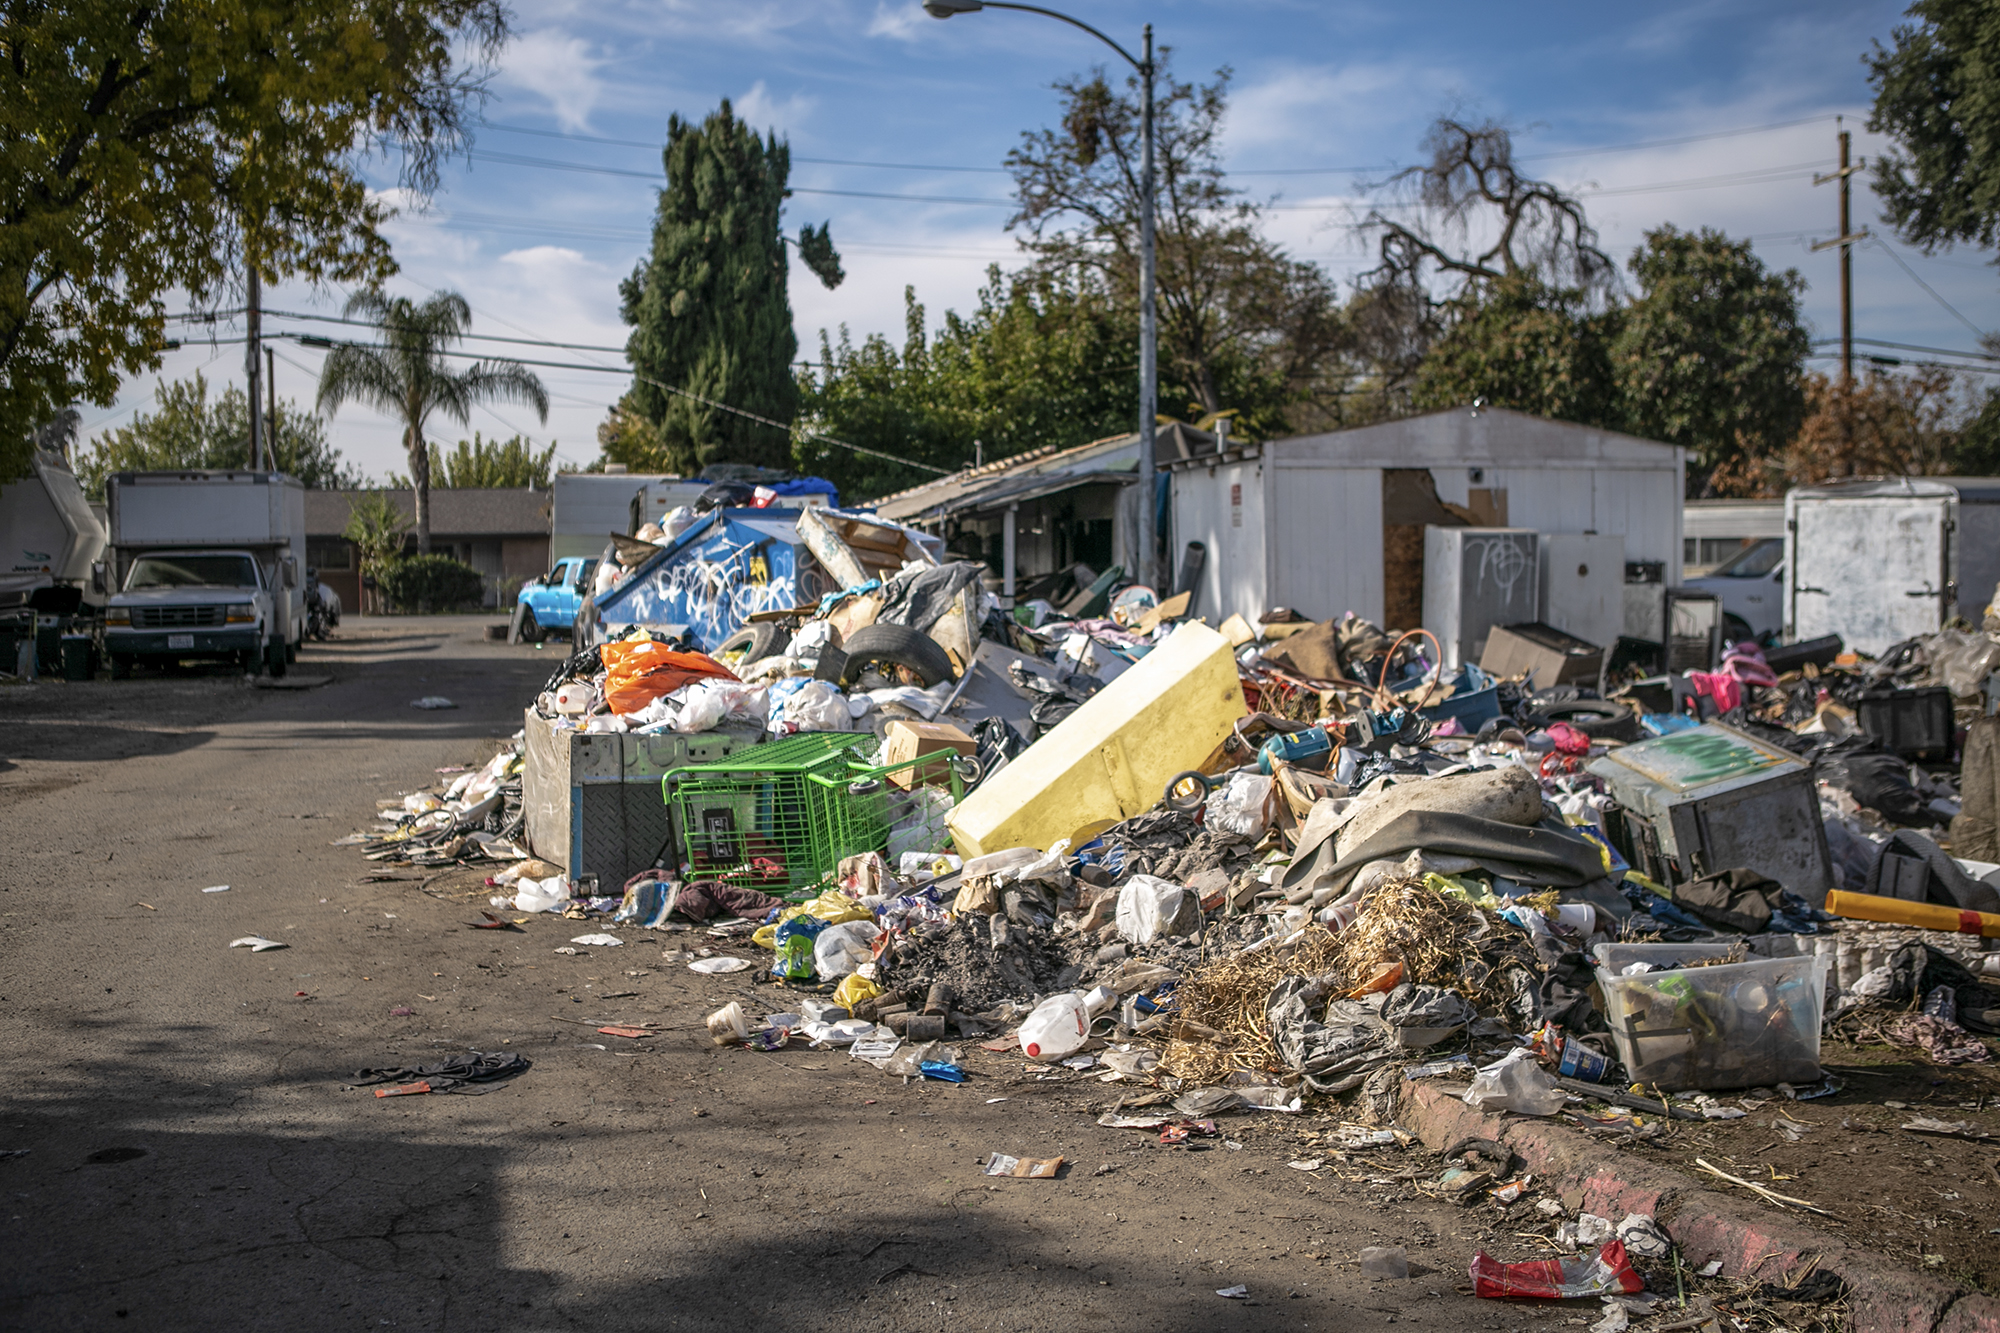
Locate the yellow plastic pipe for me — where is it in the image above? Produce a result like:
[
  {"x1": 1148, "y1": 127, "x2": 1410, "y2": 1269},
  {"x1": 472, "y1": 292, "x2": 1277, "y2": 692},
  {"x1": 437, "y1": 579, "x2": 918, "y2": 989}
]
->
[{"x1": 1824, "y1": 889, "x2": 2000, "y2": 938}]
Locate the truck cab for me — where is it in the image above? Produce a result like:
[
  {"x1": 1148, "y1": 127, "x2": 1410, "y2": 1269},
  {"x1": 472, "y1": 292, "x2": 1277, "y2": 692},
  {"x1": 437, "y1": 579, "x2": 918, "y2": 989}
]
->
[
  {"x1": 511, "y1": 556, "x2": 596, "y2": 643},
  {"x1": 104, "y1": 549, "x2": 284, "y2": 676}
]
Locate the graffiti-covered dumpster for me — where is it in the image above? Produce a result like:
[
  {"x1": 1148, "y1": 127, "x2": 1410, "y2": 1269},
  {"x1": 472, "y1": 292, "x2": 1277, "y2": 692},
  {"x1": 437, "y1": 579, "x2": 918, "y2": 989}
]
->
[{"x1": 589, "y1": 509, "x2": 829, "y2": 651}]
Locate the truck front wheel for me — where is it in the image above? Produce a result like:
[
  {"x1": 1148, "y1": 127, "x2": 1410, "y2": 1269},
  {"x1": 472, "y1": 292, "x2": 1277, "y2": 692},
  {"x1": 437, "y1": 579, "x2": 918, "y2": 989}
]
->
[{"x1": 266, "y1": 641, "x2": 288, "y2": 678}]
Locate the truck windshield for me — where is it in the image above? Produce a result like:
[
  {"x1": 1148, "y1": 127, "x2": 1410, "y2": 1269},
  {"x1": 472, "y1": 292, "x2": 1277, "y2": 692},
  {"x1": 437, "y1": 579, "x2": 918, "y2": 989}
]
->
[
  {"x1": 1708, "y1": 538, "x2": 1783, "y2": 578},
  {"x1": 126, "y1": 555, "x2": 259, "y2": 589}
]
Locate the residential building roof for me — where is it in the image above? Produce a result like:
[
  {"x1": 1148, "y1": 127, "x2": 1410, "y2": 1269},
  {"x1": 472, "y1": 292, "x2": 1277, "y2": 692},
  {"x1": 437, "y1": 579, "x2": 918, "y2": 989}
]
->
[{"x1": 305, "y1": 488, "x2": 552, "y2": 538}]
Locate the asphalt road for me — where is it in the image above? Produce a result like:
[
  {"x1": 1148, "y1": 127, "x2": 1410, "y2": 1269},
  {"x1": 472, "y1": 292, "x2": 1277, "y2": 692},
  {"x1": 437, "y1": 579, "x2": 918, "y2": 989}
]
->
[{"x1": 0, "y1": 616, "x2": 1539, "y2": 1332}]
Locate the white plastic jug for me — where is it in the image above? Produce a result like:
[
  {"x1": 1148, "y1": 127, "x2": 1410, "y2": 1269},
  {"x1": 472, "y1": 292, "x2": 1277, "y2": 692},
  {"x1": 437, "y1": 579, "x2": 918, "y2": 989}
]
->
[{"x1": 1018, "y1": 991, "x2": 1090, "y2": 1061}]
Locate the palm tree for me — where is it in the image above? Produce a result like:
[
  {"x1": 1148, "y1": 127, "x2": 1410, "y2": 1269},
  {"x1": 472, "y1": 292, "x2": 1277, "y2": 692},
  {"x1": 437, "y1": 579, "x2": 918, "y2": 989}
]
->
[{"x1": 316, "y1": 290, "x2": 549, "y2": 553}]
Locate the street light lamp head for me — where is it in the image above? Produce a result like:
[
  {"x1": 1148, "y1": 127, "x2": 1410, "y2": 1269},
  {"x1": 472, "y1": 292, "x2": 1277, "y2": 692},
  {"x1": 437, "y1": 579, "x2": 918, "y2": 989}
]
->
[{"x1": 923, "y1": 0, "x2": 984, "y2": 16}]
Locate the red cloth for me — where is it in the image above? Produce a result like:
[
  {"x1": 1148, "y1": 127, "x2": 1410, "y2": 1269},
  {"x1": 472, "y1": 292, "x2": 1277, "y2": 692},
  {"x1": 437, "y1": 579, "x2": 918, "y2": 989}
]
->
[{"x1": 1686, "y1": 670, "x2": 1742, "y2": 713}]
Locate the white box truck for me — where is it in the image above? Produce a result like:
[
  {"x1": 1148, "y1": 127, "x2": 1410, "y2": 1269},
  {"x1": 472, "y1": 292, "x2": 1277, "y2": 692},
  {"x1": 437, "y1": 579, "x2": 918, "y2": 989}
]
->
[
  {"x1": 549, "y1": 472, "x2": 706, "y2": 563},
  {"x1": 1784, "y1": 477, "x2": 1959, "y2": 657},
  {"x1": 103, "y1": 470, "x2": 307, "y2": 677}
]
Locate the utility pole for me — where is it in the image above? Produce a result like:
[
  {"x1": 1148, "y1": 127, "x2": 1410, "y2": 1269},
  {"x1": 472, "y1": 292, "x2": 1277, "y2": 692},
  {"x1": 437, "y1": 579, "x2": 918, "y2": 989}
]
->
[
  {"x1": 245, "y1": 261, "x2": 264, "y2": 468},
  {"x1": 265, "y1": 346, "x2": 278, "y2": 468},
  {"x1": 1813, "y1": 118, "x2": 1869, "y2": 387}
]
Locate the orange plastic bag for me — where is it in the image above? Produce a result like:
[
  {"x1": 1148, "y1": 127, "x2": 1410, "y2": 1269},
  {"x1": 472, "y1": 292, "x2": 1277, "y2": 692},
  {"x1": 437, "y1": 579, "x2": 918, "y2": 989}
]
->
[{"x1": 599, "y1": 640, "x2": 738, "y2": 715}]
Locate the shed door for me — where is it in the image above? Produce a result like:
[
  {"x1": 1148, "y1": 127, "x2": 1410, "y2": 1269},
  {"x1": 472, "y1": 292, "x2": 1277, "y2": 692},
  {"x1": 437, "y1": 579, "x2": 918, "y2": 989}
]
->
[{"x1": 1790, "y1": 496, "x2": 1954, "y2": 655}]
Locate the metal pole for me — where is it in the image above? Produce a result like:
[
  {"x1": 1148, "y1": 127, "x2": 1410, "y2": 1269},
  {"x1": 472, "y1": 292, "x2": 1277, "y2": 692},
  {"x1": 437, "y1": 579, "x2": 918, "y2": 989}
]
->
[
  {"x1": 245, "y1": 263, "x2": 263, "y2": 469},
  {"x1": 1003, "y1": 501, "x2": 1018, "y2": 603},
  {"x1": 1838, "y1": 128, "x2": 1853, "y2": 388},
  {"x1": 265, "y1": 345, "x2": 278, "y2": 468},
  {"x1": 1136, "y1": 24, "x2": 1157, "y2": 590}
]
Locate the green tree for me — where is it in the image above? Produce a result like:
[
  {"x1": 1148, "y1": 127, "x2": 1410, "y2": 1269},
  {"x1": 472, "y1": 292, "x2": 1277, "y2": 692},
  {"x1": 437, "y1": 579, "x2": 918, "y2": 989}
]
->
[
  {"x1": 0, "y1": 0, "x2": 510, "y2": 481},
  {"x1": 75, "y1": 371, "x2": 362, "y2": 497},
  {"x1": 342, "y1": 491, "x2": 412, "y2": 590},
  {"x1": 796, "y1": 271, "x2": 1136, "y2": 502},
  {"x1": 1006, "y1": 58, "x2": 1344, "y2": 433},
  {"x1": 1612, "y1": 226, "x2": 1811, "y2": 496},
  {"x1": 390, "y1": 432, "x2": 556, "y2": 488},
  {"x1": 619, "y1": 100, "x2": 844, "y2": 474},
  {"x1": 595, "y1": 395, "x2": 667, "y2": 472},
  {"x1": 1410, "y1": 277, "x2": 1619, "y2": 424},
  {"x1": 316, "y1": 290, "x2": 547, "y2": 552},
  {"x1": 1868, "y1": 0, "x2": 2000, "y2": 250}
]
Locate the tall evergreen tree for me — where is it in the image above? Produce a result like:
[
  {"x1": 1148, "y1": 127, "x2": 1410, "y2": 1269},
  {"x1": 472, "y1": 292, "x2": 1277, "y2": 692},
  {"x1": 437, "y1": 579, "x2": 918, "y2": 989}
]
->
[{"x1": 620, "y1": 100, "x2": 842, "y2": 474}]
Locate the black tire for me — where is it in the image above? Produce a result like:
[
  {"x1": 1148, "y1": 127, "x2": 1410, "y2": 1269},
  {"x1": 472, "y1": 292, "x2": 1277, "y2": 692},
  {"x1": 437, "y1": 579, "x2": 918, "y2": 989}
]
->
[
  {"x1": 266, "y1": 641, "x2": 287, "y2": 678},
  {"x1": 831, "y1": 623, "x2": 955, "y2": 688},
  {"x1": 1528, "y1": 698, "x2": 1642, "y2": 742},
  {"x1": 1163, "y1": 770, "x2": 1212, "y2": 811},
  {"x1": 519, "y1": 606, "x2": 544, "y2": 643},
  {"x1": 718, "y1": 621, "x2": 787, "y2": 665},
  {"x1": 1722, "y1": 613, "x2": 1756, "y2": 647}
]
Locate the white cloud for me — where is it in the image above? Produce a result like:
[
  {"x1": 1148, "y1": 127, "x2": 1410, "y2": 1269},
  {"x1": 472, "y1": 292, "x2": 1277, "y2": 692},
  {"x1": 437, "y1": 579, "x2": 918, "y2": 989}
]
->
[
  {"x1": 497, "y1": 27, "x2": 609, "y2": 131},
  {"x1": 734, "y1": 79, "x2": 816, "y2": 136},
  {"x1": 865, "y1": 2, "x2": 928, "y2": 42}
]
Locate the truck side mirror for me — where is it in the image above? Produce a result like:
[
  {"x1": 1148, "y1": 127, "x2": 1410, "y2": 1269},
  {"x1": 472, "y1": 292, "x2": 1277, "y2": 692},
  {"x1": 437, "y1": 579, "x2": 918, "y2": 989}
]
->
[{"x1": 91, "y1": 562, "x2": 106, "y2": 594}]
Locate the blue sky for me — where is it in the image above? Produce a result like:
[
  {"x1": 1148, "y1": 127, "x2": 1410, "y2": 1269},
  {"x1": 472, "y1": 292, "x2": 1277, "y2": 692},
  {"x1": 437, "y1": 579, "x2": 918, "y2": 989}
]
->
[{"x1": 106, "y1": 0, "x2": 2000, "y2": 480}]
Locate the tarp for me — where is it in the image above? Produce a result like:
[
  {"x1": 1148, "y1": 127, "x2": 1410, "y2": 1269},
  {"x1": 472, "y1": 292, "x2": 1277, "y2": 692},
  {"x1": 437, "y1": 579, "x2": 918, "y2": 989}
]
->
[{"x1": 592, "y1": 508, "x2": 831, "y2": 651}]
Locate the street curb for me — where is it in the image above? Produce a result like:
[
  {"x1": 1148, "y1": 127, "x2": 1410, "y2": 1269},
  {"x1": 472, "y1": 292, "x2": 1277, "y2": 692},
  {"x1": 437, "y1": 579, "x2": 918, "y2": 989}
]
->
[{"x1": 1393, "y1": 1082, "x2": 2000, "y2": 1333}]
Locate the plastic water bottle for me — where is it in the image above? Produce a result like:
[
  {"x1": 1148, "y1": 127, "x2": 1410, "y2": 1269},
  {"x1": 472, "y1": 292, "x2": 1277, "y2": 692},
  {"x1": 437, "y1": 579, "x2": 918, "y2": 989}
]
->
[{"x1": 1018, "y1": 992, "x2": 1090, "y2": 1061}]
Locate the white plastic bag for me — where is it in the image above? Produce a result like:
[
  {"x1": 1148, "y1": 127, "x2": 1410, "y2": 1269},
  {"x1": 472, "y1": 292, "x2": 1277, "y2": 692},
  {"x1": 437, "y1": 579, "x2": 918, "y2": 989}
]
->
[
  {"x1": 512, "y1": 875, "x2": 569, "y2": 913},
  {"x1": 812, "y1": 920, "x2": 882, "y2": 978},
  {"x1": 770, "y1": 679, "x2": 853, "y2": 733},
  {"x1": 886, "y1": 785, "x2": 955, "y2": 863},
  {"x1": 1115, "y1": 874, "x2": 1189, "y2": 944},
  {"x1": 1205, "y1": 772, "x2": 1274, "y2": 839},
  {"x1": 1462, "y1": 1047, "x2": 1566, "y2": 1116}
]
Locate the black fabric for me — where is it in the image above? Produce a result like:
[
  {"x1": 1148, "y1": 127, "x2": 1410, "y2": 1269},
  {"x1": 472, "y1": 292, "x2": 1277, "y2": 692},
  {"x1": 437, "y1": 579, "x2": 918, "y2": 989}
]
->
[
  {"x1": 1280, "y1": 809, "x2": 1609, "y2": 899},
  {"x1": 1535, "y1": 949, "x2": 1607, "y2": 1033},
  {"x1": 1864, "y1": 830, "x2": 2000, "y2": 915},
  {"x1": 876, "y1": 561, "x2": 986, "y2": 633},
  {"x1": 1673, "y1": 867, "x2": 1784, "y2": 933},
  {"x1": 1815, "y1": 736, "x2": 1932, "y2": 826},
  {"x1": 348, "y1": 1051, "x2": 532, "y2": 1093}
]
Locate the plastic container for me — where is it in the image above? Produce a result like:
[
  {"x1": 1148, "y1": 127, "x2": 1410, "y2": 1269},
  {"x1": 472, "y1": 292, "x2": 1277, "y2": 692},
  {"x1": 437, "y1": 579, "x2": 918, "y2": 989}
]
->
[
  {"x1": 1590, "y1": 941, "x2": 1745, "y2": 975},
  {"x1": 1594, "y1": 951, "x2": 1826, "y2": 1090},
  {"x1": 1018, "y1": 991, "x2": 1090, "y2": 1061},
  {"x1": 1856, "y1": 687, "x2": 1956, "y2": 761},
  {"x1": 1416, "y1": 663, "x2": 1502, "y2": 734}
]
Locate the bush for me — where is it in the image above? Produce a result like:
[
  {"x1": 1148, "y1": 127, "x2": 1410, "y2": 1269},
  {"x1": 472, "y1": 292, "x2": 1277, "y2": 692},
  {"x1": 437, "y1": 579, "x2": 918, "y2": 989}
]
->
[{"x1": 377, "y1": 555, "x2": 485, "y2": 613}]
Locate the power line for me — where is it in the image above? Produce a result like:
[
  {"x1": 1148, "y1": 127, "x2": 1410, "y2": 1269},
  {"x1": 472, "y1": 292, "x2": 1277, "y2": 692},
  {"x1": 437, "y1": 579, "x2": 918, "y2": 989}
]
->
[
  {"x1": 1867, "y1": 235, "x2": 1988, "y2": 339},
  {"x1": 467, "y1": 149, "x2": 1016, "y2": 205},
  {"x1": 480, "y1": 121, "x2": 1015, "y2": 173},
  {"x1": 476, "y1": 111, "x2": 1844, "y2": 178},
  {"x1": 275, "y1": 333, "x2": 951, "y2": 476},
  {"x1": 1813, "y1": 335, "x2": 1998, "y2": 362}
]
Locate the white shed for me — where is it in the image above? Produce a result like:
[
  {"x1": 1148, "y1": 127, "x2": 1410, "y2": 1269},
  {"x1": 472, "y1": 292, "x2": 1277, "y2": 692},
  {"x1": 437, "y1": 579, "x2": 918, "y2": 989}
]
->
[{"x1": 1168, "y1": 406, "x2": 1685, "y2": 634}]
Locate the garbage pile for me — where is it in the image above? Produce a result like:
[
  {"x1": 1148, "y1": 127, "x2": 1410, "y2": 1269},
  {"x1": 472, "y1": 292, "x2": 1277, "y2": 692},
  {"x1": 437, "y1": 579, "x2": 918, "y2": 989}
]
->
[{"x1": 350, "y1": 575, "x2": 2000, "y2": 1120}]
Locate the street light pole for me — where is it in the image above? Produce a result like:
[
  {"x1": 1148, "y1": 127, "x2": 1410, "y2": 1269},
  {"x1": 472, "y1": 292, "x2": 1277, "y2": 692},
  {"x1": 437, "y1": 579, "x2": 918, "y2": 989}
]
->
[{"x1": 922, "y1": 0, "x2": 1158, "y2": 589}]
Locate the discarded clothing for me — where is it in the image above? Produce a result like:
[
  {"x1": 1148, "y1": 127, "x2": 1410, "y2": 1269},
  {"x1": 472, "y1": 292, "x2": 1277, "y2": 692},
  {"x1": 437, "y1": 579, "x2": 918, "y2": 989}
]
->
[
  {"x1": 348, "y1": 1051, "x2": 532, "y2": 1093},
  {"x1": 1672, "y1": 868, "x2": 1784, "y2": 934}
]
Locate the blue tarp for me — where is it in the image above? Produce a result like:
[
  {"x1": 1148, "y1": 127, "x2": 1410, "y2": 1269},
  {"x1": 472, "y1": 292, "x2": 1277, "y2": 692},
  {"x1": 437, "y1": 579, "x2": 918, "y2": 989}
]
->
[
  {"x1": 764, "y1": 477, "x2": 839, "y2": 505},
  {"x1": 594, "y1": 508, "x2": 833, "y2": 651}
]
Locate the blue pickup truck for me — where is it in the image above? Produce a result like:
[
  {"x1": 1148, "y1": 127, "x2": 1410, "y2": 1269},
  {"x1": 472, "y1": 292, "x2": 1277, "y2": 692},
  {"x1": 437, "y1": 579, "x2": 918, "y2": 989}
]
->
[{"x1": 509, "y1": 556, "x2": 597, "y2": 643}]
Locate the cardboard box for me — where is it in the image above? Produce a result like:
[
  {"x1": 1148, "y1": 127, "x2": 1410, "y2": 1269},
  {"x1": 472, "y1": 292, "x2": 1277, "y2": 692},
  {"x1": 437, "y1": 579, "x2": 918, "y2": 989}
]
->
[
  {"x1": 1478, "y1": 622, "x2": 1603, "y2": 690},
  {"x1": 882, "y1": 719, "x2": 977, "y2": 790}
]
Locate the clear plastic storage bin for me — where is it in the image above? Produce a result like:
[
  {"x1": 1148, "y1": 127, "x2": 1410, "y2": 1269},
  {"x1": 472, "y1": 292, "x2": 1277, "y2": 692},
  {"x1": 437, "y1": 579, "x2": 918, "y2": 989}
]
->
[{"x1": 1593, "y1": 948, "x2": 1827, "y2": 1091}]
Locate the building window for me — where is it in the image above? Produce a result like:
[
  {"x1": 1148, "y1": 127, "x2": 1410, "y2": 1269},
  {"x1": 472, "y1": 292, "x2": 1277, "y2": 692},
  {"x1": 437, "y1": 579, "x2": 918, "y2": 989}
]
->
[{"x1": 307, "y1": 540, "x2": 352, "y2": 571}]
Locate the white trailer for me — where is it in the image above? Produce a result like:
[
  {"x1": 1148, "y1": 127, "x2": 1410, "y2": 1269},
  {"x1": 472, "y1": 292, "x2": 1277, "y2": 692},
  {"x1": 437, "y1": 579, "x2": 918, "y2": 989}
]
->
[
  {"x1": 0, "y1": 450, "x2": 106, "y2": 614},
  {"x1": 1168, "y1": 406, "x2": 1684, "y2": 637},
  {"x1": 550, "y1": 472, "x2": 706, "y2": 563},
  {"x1": 1784, "y1": 477, "x2": 1967, "y2": 656}
]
